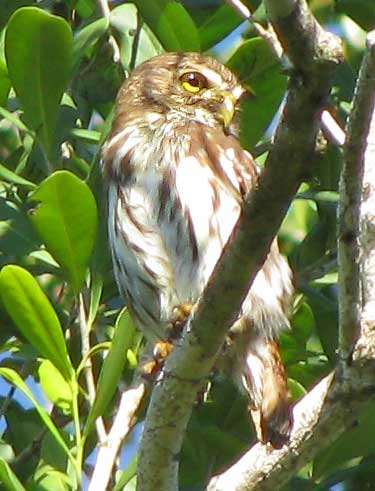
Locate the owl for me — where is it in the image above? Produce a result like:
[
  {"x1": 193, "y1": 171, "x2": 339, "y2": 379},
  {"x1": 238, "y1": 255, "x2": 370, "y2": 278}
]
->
[{"x1": 102, "y1": 52, "x2": 293, "y2": 448}]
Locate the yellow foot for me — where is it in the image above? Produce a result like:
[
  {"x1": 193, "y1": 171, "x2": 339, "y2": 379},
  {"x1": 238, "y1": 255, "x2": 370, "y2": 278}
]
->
[
  {"x1": 140, "y1": 340, "x2": 174, "y2": 378},
  {"x1": 168, "y1": 303, "x2": 193, "y2": 339},
  {"x1": 153, "y1": 340, "x2": 174, "y2": 361}
]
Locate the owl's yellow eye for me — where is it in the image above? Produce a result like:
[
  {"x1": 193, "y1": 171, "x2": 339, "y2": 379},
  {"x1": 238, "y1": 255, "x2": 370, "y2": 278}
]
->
[{"x1": 180, "y1": 72, "x2": 207, "y2": 94}]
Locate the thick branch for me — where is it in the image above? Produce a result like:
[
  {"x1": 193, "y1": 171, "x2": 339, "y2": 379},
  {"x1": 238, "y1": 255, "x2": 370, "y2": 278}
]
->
[
  {"x1": 353, "y1": 31, "x2": 375, "y2": 362},
  {"x1": 338, "y1": 30, "x2": 375, "y2": 359},
  {"x1": 137, "y1": 2, "x2": 342, "y2": 491}
]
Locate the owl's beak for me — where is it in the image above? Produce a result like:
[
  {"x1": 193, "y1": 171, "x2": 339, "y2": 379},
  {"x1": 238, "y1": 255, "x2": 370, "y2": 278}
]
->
[{"x1": 218, "y1": 91, "x2": 239, "y2": 129}]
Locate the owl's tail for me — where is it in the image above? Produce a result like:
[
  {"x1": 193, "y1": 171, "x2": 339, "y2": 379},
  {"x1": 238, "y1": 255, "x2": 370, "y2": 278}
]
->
[{"x1": 229, "y1": 332, "x2": 292, "y2": 449}]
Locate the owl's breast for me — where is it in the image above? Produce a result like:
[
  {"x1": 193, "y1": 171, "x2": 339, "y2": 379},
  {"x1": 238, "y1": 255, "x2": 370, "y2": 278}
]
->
[{"x1": 104, "y1": 117, "x2": 252, "y2": 339}]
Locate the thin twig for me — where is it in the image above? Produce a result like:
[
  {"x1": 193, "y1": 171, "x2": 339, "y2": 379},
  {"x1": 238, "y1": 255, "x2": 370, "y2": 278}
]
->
[
  {"x1": 96, "y1": 0, "x2": 121, "y2": 63},
  {"x1": 321, "y1": 110, "x2": 346, "y2": 146},
  {"x1": 78, "y1": 293, "x2": 107, "y2": 443},
  {"x1": 225, "y1": 0, "x2": 284, "y2": 60},
  {"x1": 129, "y1": 8, "x2": 143, "y2": 71},
  {"x1": 88, "y1": 378, "x2": 147, "y2": 491},
  {"x1": 96, "y1": 0, "x2": 110, "y2": 19}
]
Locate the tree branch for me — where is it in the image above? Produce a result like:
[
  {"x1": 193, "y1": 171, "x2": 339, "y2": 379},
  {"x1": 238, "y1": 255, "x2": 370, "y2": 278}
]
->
[
  {"x1": 225, "y1": 0, "x2": 284, "y2": 60},
  {"x1": 136, "y1": 2, "x2": 342, "y2": 491},
  {"x1": 88, "y1": 379, "x2": 146, "y2": 491},
  {"x1": 338, "y1": 31, "x2": 375, "y2": 359},
  {"x1": 78, "y1": 293, "x2": 107, "y2": 443},
  {"x1": 353, "y1": 30, "x2": 375, "y2": 362}
]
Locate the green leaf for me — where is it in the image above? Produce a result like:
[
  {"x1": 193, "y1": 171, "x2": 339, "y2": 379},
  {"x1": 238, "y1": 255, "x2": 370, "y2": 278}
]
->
[
  {"x1": 0, "y1": 458, "x2": 26, "y2": 491},
  {"x1": 70, "y1": 128, "x2": 101, "y2": 144},
  {"x1": 114, "y1": 453, "x2": 137, "y2": 491},
  {"x1": 84, "y1": 309, "x2": 137, "y2": 436},
  {"x1": 0, "y1": 107, "x2": 33, "y2": 135},
  {"x1": 304, "y1": 287, "x2": 338, "y2": 364},
  {"x1": 335, "y1": 0, "x2": 375, "y2": 31},
  {"x1": 40, "y1": 432, "x2": 68, "y2": 473},
  {"x1": 291, "y1": 301, "x2": 315, "y2": 346},
  {"x1": 5, "y1": 7, "x2": 73, "y2": 158},
  {"x1": 88, "y1": 274, "x2": 103, "y2": 326},
  {"x1": 227, "y1": 38, "x2": 287, "y2": 147},
  {"x1": 29, "y1": 465, "x2": 72, "y2": 491},
  {"x1": 288, "y1": 378, "x2": 307, "y2": 400},
  {"x1": 313, "y1": 401, "x2": 375, "y2": 478},
  {"x1": 0, "y1": 265, "x2": 73, "y2": 381},
  {"x1": 0, "y1": 59, "x2": 11, "y2": 106},
  {"x1": 198, "y1": 4, "x2": 243, "y2": 51},
  {"x1": 38, "y1": 360, "x2": 73, "y2": 414},
  {"x1": 72, "y1": 17, "x2": 109, "y2": 71},
  {"x1": 135, "y1": 0, "x2": 200, "y2": 51},
  {"x1": 0, "y1": 163, "x2": 36, "y2": 189},
  {"x1": 0, "y1": 368, "x2": 71, "y2": 459},
  {"x1": 30, "y1": 171, "x2": 98, "y2": 294},
  {"x1": 75, "y1": 0, "x2": 96, "y2": 18},
  {"x1": 0, "y1": 197, "x2": 40, "y2": 258},
  {"x1": 110, "y1": 3, "x2": 163, "y2": 70}
]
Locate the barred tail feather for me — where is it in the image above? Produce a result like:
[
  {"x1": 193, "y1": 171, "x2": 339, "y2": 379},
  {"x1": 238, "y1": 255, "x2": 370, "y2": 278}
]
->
[{"x1": 236, "y1": 336, "x2": 292, "y2": 448}]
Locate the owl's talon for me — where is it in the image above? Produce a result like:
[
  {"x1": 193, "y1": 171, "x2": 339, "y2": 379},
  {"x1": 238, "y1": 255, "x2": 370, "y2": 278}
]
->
[
  {"x1": 140, "y1": 359, "x2": 159, "y2": 377},
  {"x1": 139, "y1": 340, "x2": 174, "y2": 380},
  {"x1": 153, "y1": 340, "x2": 174, "y2": 361},
  {"x1": 168, "y1": 303, "x2": 193, "y2": 339}
]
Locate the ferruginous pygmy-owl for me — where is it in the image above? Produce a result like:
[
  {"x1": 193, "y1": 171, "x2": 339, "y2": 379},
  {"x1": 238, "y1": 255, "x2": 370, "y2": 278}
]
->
[{"x1": 103, "y1": 52, "x2": 293, "y2": 448}]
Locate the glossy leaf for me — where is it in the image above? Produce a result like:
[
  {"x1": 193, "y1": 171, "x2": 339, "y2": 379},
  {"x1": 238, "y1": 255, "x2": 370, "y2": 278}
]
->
[
  {"x1": 0, "y1": 368, "x2": 71, "y2": 458},
  {"x1": 135, "y1": 0, "x2": 200, "y2": 51},
  {"x1": 335, "y1": 0, "x2": 375, "y2": 31},
  {"x1": 0, "y1": 59, "x2": 11, "y2": 106},
  {"x1": 38, "y1": 360, "x2": 73, "y2": 414},
  {"x1": 72, "y1": 17, "x2": 109, "y2": 71},
  {"x1": 30, "y1": 171, "x2": 98, "y2": 294},
  {"x1": 304, "y1": 287, "x2": 338, "y2": 364},
  {"x1": 0, "y1": 163, "x2": 36, "y2": 189},
  {"x1": 84, "y1": 309, "x2": 136, "y2": 435},
  {"x1": 198, "y1": 4, "x2": 243, "y2": 50},
  {"x1": 29, "y1": 465, "x2": 72, "y2": 491},
  {"x1": 0, "y1": 197, "x2": 40, "y2": 258},
  {"x1": 0, "y1": 265, "x2": 73, "y2": 381},
  {"x1": 88, "y1": 274, "x2": 103, "y2": 326},
  {"x1": 5, "y1": 7, "x2": 73, "y2": 158},
  {"x1": 313, "y1": 401, "x2": 375, "y2": 478},
  {"x1": 0, "y1": 458, "x2": 26, "y2": 491},
  {"x1": 40, "y1": 432, "x2": 68, "y2": 474},
  {"x1": 110, "y1": 3, "x2": 163, "y2": 70},
  {"x1": 228, "y1": 38, "x2": 287, "y2": 148},
  {"x1": 113, "y1": 453, "x2": 137, "y2": 491}
]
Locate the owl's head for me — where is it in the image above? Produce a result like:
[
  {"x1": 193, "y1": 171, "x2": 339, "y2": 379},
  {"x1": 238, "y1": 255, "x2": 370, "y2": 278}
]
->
[{"x1": 116, "y1": 52, "x2": 244, "y2": 131}]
